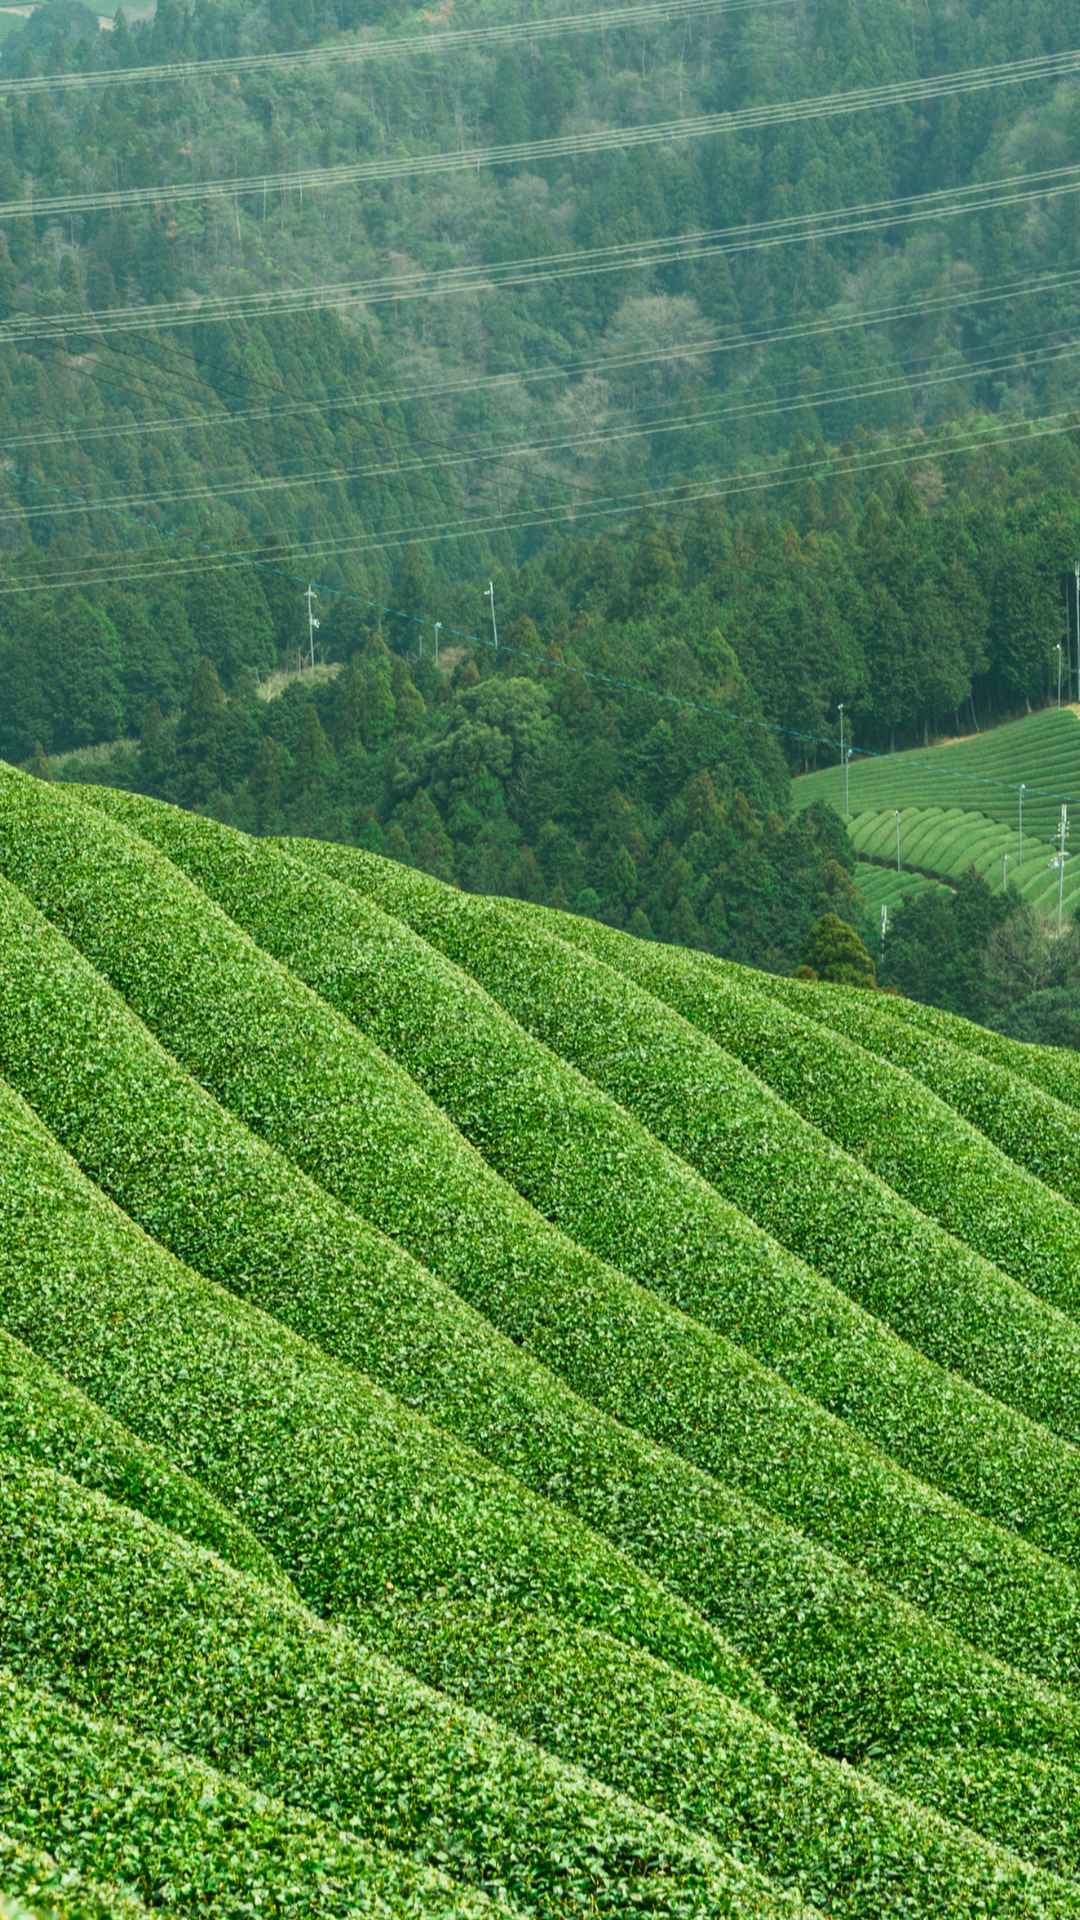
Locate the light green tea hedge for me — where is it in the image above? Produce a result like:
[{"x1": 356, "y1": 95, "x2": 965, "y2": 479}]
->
[
  {"x1": 866, "y1": 1746, "x2": 1080, "y2": 1885},
  {"x1": 273, "y1": 824, "x2": 1080, "y2": 1505},
  {"x1": 4, "y1": 885, "x2": 1070, "y2": 1769},
  {"x1": 742, "y1": 966, "x2": 1080, "y2": 1225},
  {"x1": 373, "y1": 1595, "x2": 1080, "y2": 1917},
  {"x1": 0, "y1": 1836, "x2": 153, "y2": 1920},
  {"x1": 0, "y1": 1669, "x2": 515, "y2": 1920},
  {"x1": 0, "y1": 1071, "x2": 759, "y2": 1709},
  {"x1": 6, "y1": 776, "x2": 1080, "y2": 1699},
  {"x1": 0, "y1": 1458, "x2": 812, "y2": 1920}
]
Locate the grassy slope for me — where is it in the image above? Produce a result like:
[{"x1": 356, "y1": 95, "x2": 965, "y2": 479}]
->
[
  {"x1": 10, "y1": 776, "x2": 1080, "y2": 1697},
  {"x1": 10, "y1": 1458, "x2": 1080, "y2": 1920},
  {"x1": 7, "y1": 768, "x2": 1080, "y2": 1904},
  {"x1": 2, "y1": 861, "x2": 1067, "y2": 1774}
]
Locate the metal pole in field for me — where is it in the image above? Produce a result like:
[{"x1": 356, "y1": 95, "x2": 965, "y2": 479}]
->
[
  {"x1": 485, "y1": 580, "x2": 499, "y2": 652},
  {"x1": 434, "y1": 620, "x2": 442, "y2": 668},
  {"x1": 1057, "y1": 804, "x2": 1069, "y2": 936},
  {"x1": 895, "y1": 808, "x2": 902, "y2": 873},
  {"x1": 1003, "y1": 850, "x2": 1010, "y2": 892},
  {"x1": 880, "y1": 902, "x2": 888, "y2": 959},
  {"x1": 837, "y1": 704, "x2": 845, "y2": 817},
  {"x1": 1019, "y1": 782, "x2": 1026, "y2": 869},
  {"x1": 1058, "y1": 642, "x2": 1064, "y2": 710}
]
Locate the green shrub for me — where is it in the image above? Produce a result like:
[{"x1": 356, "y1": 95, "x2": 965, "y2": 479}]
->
[
  {"x1": 266, "y1": 824, "x2": 1080, "y2": 1574},
  {"x1": 0, "y1": 1457, "x2": 809, "y2": 1920},
  {"x1": 0, "y1": 1672, "x2": 511, "y2": 1920},
  {"x1": 3, "y1": 773, "x2": 1073, "y2": 1704},
  {"x1": 743, "y1": 966, "x2": 1080, "y2": 1289},
  {"x1": 374, "y1": 1596, "x2": 1080, "y2": 1918}
]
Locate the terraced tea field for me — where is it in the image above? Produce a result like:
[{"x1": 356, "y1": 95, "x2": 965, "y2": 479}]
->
[
  {"x1": 796, "y1": 706, "x2": 1080, "y2": 912},
  {"x1": 4, "y1": 759, "x2": 1080, "y2": 1916}
]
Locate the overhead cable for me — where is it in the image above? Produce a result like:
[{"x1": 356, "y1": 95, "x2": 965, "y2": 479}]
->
[
  {"x1": 0, "y1": 0, "x2": 791, "y2": 97},
  {"x1": 4, "y1": 46, "x2": 1079, "y2": 221}
]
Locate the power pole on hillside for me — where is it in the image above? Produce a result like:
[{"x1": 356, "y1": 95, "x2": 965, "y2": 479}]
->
[
  {"x1": 1003, "y1": 850, "x2": 1010, "y2": 892},
  {"x1": 880, "y1": 902, "x2": 889, "y2": 961},
  {"x1": 305, "y1": 583, "x2": 320, "y2": 670},
  {"x1": 838, "y1": 704, "x2": 846, "y2": 818},
  {"x1": 485, "y1": 580, "x2": 499, "y2": 653},
  {"x1": 434, "y1": 621, "x2": 443, "y2": 668},
  {"x1": 1068, "y1": 564, "x2": 1076, "y2": 710},
  {"x1": 1057, "y1": 642, "x2": 1064, "y2": 710},
  {"x1": 1053, "y1": 804, "x2": 1070, "y2": 936},
  {"x1": 1019, "y1": 782, "x2": 1027, "y2": 870},
  {"x1": 895, "y1": 808, "x2": 902, "y2": 873}
]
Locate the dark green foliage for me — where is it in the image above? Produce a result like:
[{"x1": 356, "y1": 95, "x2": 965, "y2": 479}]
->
[{"x1": 800, "y1": 913, "x2": 877, "y2": 986}]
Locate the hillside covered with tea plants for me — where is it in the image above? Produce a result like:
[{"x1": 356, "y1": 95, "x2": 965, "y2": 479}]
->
[{"x1": 5, "y1": 757, "x2": 1080, "y2": 1913}]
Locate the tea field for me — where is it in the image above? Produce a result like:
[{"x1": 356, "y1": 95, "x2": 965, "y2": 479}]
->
[
  {"x1": 796, "y1": 707, "x2": 1080, "y2": 913},
  {"x1": 3, "y1": 758, "x2": 1080, "y2": 1916}
]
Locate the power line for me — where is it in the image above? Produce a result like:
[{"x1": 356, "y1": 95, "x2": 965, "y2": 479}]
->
[
  {"x1": 0, "y1": 0, "x2": 791, "y2": 97},
  {"x1": 4, "y1": 403, "x2": 1078, "y2": 598},
  {"x1": 6, "y1": 47, "x2": 1079, "y2": 221},
  {"x1": 10, "y1": 261, "x2": 1080, "y2": 456},
  {"x1": 12, "y1": 328, "x2": 1080, "y2": 528},
  {"x1": 10, "y1": 156, "x2": 1080, "y2": 354}
]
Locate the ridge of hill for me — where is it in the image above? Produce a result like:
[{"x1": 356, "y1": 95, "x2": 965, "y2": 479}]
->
[{"x1": 5, "y1": 761, "x2": 1080, "y2": 1909}]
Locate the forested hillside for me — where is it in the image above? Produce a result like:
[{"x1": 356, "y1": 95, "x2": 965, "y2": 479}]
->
[{"x1": 6, "y1": 0, "x2": 1080, "y2": 967}]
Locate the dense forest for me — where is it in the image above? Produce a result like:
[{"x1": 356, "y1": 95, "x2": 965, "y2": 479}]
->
[{"x1": 5, "y1": 0, "x2": 1080, "y2": 997}]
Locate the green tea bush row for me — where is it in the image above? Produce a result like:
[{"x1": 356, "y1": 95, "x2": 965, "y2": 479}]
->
[
  {"x1": 0, "y1": 1322, "x2": 286, "y2": 1593},
  {"x1": 746, "y1": 968, "x2": 1080, "y2": 1262},
  {"x1": 0, "y1": 1836, "x2": 152, "y2": 1920},
  {"x1": 0, "y1": 1667, "x2": 512, "y2": 1920},
  {"x1": 841, "y1": 987, "x2": 1080, "y2": 1114},
  {"x1": 20, "y1": 780, "x2": 1080, "y2": 1695},
  {"x1": 497, "y1": 886, "x2": 1080, "y2": 1427},
  {"x1": 2, "y1": 987, "x2": 1073, "y2": 1774},
  {"x1": 0, "y1": 1458, "x2": 811, "y2": 1920},
  {"x1": 0, "y1": 1071, "x2": 755, "y2": 1708},
  {"x1": 698, "y1": 955, "x2": 1080, "y2": 1321},
  {"x1": 866, "y1": 1747, "x2": 1080, "y2": 1886},
  {"x1": 372, "y1": 1595, "x2": 1080, "y2": 1919},
  {"x1": 272, "y1": 825, "x2": 1080, "y2": 1543}
]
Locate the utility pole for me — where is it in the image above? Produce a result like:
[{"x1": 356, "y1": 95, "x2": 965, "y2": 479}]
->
[
  {"x1": 1068, "y1": 564, "x2": 1076, "y2": 710},
  {"x1": 434, "y1": 621, "x2": 443, "y2": 669},
  {"x1": 895, "y1": 808, "x2": 902, "y2": 873},
  {"x1": 880, "y1": 902, "x2": 888, "y2": 962},
  {"x1": 1019, "y1": 782, "x2": 1027, "y2": 869},
  {"x1": 837, "y1": 704, "x2": 846, "y2": 818},
  {"x1": 1057, "y1": 642, "x2": 1064, "y2": 710},
  {"x1": 1054, "y1": 803, "x2": 1070, "y2": 936},
  {"x1": 1003, "y1": 849, "x2": 1010, "y2": 892},
  {"x1": 305, "y1": 583, "x2": 319, "y2": 670},
  {"x1": 484, "y1": 580, "x2": 499, "y2": 653}
]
